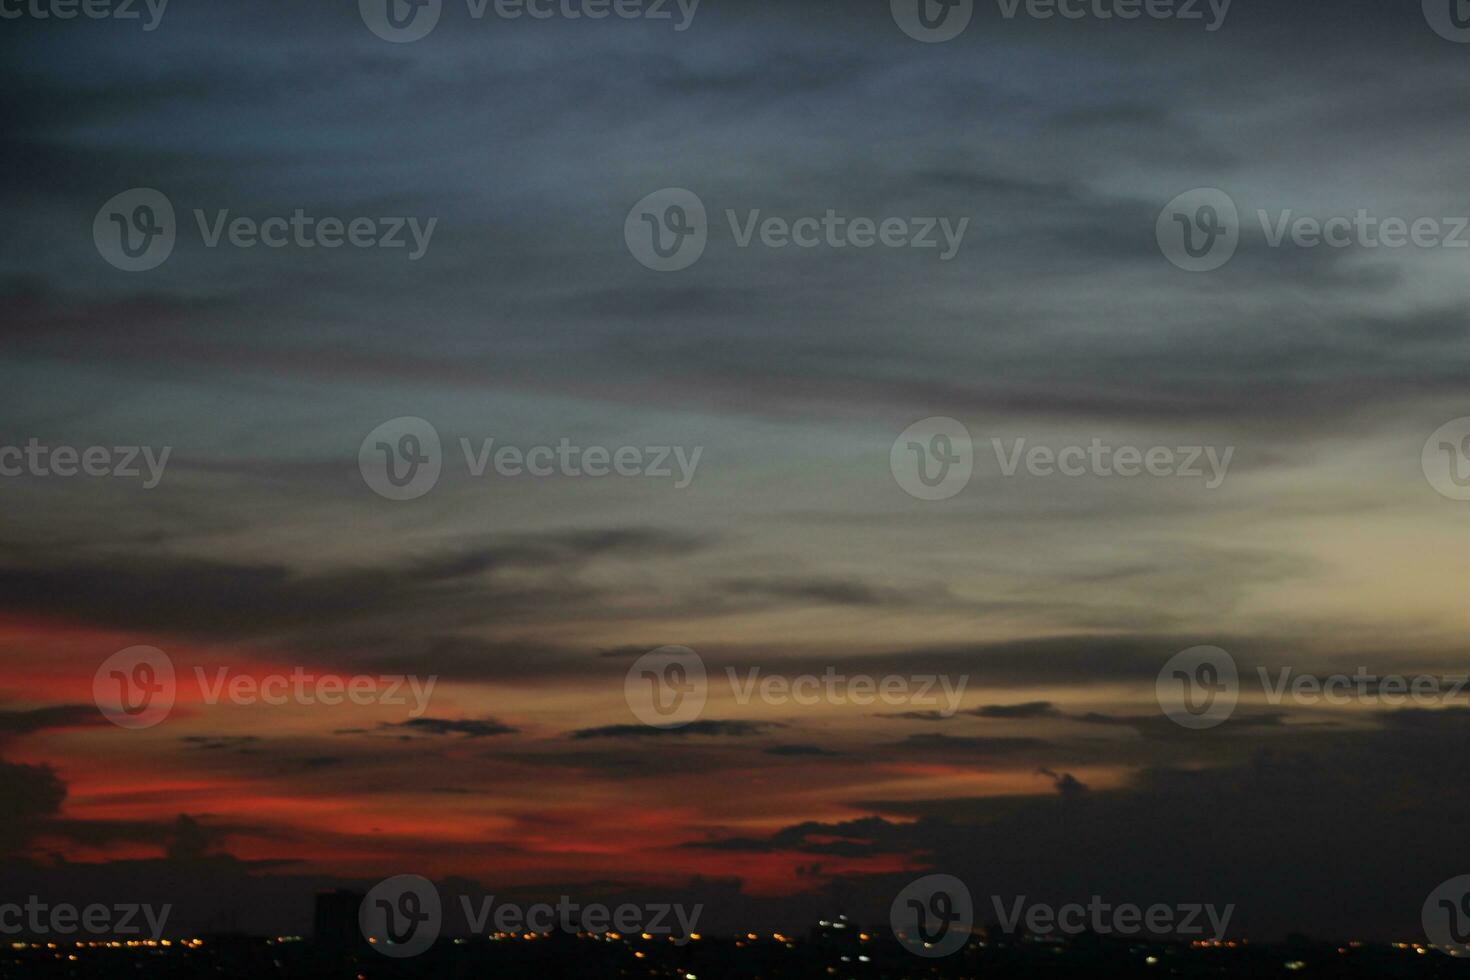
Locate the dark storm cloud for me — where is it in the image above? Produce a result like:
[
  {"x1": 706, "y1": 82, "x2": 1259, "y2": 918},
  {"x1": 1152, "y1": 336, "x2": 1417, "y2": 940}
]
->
[
  {"x1": 697, "y1": 706, "x2": 1470, "y2": 939},
  {"x1": 4, "y1": 0, "x2": 1470, "y2": 945},
  {"x1": 683, "y1": 816, "x2": 905, "y2": 858},
  {"x1": 893, "y1": 733, "x2": 1051, "y2": 755},
  {"x1": 0, "y1": 527, "x2": 702, "y2": 647},
  {"x1": 24, "y1": 811, "x2": 289, "y2": 854},
  {"x1": 528, "y1": 694, "x2": 1355, "y2": 784},
  {"x1": 5, "y1": 0, "x2": 1469, "y2": 437},
  {"x1": 569, "y1": 720, "x2": 782, "y2": 739},
  {"x1": 763, "y1": 743, "x2": 839, "y2": 756},
  {"x1": 1074, "y1": 709, "x2": 1293, "y2": 739},
  {"x1": 596, "y1": 645, "x2": 658, "y2": 658},
  {"x1": 1035, "y1": 767, "x2": 1089, "y2": 796},
  {"x1": 0, "y1": 705, "x2": 103, "y2": 736},
  {"x1": 336, "y1": 631, "x2": 1285, "y2": 688},
  {"x1": 0, "y1": 277, "x2": 209, "y2": 341},
  {"x1": 872, "y1": 701, "x2": 1310, "y2": 744},
  {"x1": 556, "y1": 284, "x2": 777, "y2": 319},
  {"x1": 716, "y1": 634, "x2": 1260, "y2": 689},
  {"x1": 181, "y1": 735, "x2": 261, "y2": 752},
  {"x1": 379, "y1": 717, "x2": 519, "y2": 738},
  {"x1": 970, "y1": 701, "x2": 1060, "y2": 719},
  {"x1": 720, "y1": 576, "x2": 934, "y2": 608},
  {"x1": 0, "y1": 761, "x2": 66, "y2": 852},
  {"x1": 0, "y1": 520, "x2": 1311, "y2": 690},
  {"x1": 530, "y1": 740, "x2": 787, "y2": 776},
  {"x1": 304, "y1": 630, "x2": 1302, "y2": 689}
]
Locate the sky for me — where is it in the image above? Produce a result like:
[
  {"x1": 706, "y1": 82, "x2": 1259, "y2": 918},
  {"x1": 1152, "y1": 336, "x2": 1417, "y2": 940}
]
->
[{"x1": 3, "y1": 0, "x2": 1470, "y2": 944}]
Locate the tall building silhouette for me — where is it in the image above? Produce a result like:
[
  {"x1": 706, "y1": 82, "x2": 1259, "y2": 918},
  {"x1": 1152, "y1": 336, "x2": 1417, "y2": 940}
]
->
[{"x1": 313, "y1": 889, "x2": 364, "y2": 950}]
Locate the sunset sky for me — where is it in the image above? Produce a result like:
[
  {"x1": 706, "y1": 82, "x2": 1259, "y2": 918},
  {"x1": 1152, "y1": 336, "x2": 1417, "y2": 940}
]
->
[{"x1": 4, "y1": 0, "x2": 1470, "y2": 942}]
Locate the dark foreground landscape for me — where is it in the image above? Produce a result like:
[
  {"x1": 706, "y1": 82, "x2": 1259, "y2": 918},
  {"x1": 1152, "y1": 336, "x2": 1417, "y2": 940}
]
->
[{"x1": 6, "y1": 931, "x2": 1470, "y2": 979}]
